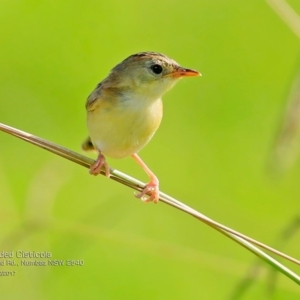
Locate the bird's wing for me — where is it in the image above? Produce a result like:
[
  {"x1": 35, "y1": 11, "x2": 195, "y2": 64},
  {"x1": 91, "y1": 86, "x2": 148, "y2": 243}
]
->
[{"x1": 85, "y1": 82, "x2": 103, "y2": 111}]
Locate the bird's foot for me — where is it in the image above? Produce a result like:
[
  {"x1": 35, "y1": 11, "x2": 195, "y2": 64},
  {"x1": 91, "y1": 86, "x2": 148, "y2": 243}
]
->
[
  {"x1": 90, "y1": 152, "x2": 110, "y2": 177},
  {"x1": 135, "y1": 179, "x2": 159, "y2": 203}
]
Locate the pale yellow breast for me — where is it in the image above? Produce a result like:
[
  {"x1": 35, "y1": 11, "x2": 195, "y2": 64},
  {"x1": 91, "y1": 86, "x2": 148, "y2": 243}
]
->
[{"x1": 87, "y1": 97, "x2": 163, "y2": 158}]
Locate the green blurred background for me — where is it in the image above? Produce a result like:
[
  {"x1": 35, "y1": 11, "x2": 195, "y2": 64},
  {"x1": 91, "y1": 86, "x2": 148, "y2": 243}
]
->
[{"x1": 0, "y1": 0, "x2": 300, "y2": 299}]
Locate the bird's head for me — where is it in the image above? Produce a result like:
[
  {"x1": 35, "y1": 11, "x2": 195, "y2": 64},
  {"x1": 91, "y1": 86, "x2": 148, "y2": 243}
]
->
[{"x1": 106, "y1": 52, "x2": 200, "y2": 101}]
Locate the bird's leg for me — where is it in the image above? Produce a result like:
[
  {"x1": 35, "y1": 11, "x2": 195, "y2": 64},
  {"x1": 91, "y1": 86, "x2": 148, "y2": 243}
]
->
[
  {"x1": 131, "y1": 153, "x2": 159, "y2": 203},
  {"x1": 90, "y1": 150, "x2": 110, "y2": 177}
]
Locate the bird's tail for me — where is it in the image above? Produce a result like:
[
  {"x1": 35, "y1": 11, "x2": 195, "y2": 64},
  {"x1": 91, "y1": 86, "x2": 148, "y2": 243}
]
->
[{"x1": 82, "y1": 136, "x2": 95, "y2": 151}]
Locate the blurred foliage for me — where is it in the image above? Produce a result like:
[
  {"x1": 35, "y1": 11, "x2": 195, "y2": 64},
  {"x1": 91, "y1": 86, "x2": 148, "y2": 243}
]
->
[{"x1": 0, "y1": 0, "x2": 300, "y2": 299}]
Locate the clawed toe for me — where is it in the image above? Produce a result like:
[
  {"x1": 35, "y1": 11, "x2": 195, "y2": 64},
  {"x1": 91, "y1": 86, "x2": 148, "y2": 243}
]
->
[
  {"x1": 89, "y1": 152, "x2": 110, "y2": 177},
  {"x1": 135, "y1": 182, "x2": 160, "y2": 203}
]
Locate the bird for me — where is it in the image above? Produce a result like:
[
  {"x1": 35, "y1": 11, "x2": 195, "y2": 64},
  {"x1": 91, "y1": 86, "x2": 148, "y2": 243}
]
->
[{"x1": 82, "y1": 51, "x2": 200, "y2": 203}]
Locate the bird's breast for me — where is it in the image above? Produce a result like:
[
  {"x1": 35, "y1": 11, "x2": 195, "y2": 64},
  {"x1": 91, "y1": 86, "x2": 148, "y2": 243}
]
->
[{"x1": 87, "y1": 97, "x2": 163, "y2": 158}]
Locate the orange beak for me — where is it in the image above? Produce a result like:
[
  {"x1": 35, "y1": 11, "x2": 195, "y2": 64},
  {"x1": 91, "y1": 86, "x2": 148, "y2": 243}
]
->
[{"x1": 170, "y1": 67, "x2": 201, "y2": 78}]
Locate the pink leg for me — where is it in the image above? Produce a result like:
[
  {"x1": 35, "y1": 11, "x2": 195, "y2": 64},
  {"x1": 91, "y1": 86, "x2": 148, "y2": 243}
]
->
[
  {"x1": 131, "y1": 153, "x2": 159, "y2": 203},
  {"x1": 90, "y1": 151, "x2": 110, "y2": 177}
]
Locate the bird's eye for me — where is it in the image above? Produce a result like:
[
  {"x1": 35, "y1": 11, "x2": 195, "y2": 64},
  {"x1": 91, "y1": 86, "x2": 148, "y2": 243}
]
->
[{"x1": 150, "y1": 64, "x2": 163, "y2": 74}]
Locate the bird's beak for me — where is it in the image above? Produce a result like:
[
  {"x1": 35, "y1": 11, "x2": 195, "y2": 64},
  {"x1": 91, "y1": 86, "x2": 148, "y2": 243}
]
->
[{"x1": 170, "y1": 67, "x2": 201, "y2": 78}]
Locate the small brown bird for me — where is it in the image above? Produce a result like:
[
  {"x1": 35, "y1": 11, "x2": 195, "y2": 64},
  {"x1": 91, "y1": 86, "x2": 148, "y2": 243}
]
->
[{"x1": 82, "y1": 52, "x2": 200, "y2": 203}]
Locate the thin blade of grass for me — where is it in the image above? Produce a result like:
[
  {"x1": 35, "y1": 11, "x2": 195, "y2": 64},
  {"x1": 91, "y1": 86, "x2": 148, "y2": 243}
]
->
[{"x1": 0, "y1": 122, "x2": 299, "y2": 284}]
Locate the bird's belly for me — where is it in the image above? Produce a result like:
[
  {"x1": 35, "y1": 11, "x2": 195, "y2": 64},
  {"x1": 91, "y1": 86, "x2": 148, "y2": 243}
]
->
[{"x1": 87, "y1": 99, "x2": 162, "y2": 158}]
